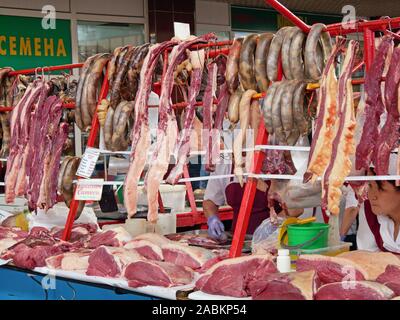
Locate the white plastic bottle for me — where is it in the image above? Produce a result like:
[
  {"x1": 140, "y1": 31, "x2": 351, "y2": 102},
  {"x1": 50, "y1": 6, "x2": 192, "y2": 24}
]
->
[{"x1": 277, "y1": 249, "x2": 291, "y2": 273}]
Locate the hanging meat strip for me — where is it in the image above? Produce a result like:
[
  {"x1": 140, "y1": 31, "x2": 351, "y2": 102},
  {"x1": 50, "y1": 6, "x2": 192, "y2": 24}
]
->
[
  {"x1": 145, "y1": 34, "x2": 216, "y2": 223},
  {"x1": 166, "y1": 49, "x2": 205, "y2": 184},
  {"x1": 124, "y1": 40, "x2": 179, "y2": 219},
  {"x1": 373, "y1": 47, "x2": 400, "y2": 175},
  {"x1": 304, "y1": 38, "x2": 346, "y2": 183},
  {"x1": 355, "y1": 36, "x2": 394, "y2": 171},
  {"x1": 321, "y1": 40, "x2": 359, "y2": 215},
  {"x1": 203, "y1": 63, "x2": 218, "y2": 172}
]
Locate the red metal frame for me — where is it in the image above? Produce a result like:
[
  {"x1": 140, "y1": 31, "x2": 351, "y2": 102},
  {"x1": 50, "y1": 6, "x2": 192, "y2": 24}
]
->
[{"x1": 228, "y1": 0, "x2": 390, "y2": 257}]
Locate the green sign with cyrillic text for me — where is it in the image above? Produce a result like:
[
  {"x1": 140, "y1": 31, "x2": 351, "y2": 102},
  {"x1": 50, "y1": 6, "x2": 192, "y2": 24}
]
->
[{"x1": 0, "y1": 15, "x2": 72, "y2": 70}]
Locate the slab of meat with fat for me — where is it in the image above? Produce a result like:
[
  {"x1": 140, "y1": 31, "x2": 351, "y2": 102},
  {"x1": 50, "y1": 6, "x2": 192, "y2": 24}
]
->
[
  {"x1": 356, "y1": 35, "x2": 394, "y2": 171},
  {"x1": 315, "y1": 281, "x2": 394, "y2": 300},
  {"x1": 376, "y1": 265, "x2": 400, "y2": 296},
  {"x1": 304, "y1": 38, "x2": 345, "y2": 183},
  {"x1": 86, "y1": 246, "x2": 143, "y2": 277},
  {"x1": 249, "y1": 270, "x2": 319, "y2": 300},
  {"x1": 321, "y1": 40, "x2": 358, "y2": 215},
  {"x1": 162, "y1": 243, "x2": 216, "y2": 270},
  {"x1": 87, "y1": 227, "x2": 132, "y2": 249},
  {"x1": 195, "y1": 254, "x2": 277, "y2": 297},
  {"x1": 123, "y1": 260, "x2": 194, "y2": 288}
]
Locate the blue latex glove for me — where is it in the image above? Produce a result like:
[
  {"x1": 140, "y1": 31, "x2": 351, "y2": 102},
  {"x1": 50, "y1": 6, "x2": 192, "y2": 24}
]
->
[{"x1": 207, "y1": 215, "x2": 225, "y2": 240}]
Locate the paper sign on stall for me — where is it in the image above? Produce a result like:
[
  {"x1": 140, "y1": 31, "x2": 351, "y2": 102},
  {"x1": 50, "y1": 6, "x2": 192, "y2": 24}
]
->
[
  {"x1": 174, "y1": 22, "x2": 190, "y2": 40},
  {"x1": 75, "y1": 179, "x2": 104, "y2": 201},
  {"x1": 76, "y1": 147, "x2": 101, "y2": 178}
]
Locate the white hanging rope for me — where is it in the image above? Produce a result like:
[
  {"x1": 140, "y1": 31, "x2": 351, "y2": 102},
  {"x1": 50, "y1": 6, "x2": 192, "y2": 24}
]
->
[{"x1": 250, "y1": 174, "x2": 400, "y2": 181}]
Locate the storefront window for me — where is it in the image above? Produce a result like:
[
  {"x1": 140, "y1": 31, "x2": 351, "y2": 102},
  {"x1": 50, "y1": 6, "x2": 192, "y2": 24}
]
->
[{"x1": 77, "y1": 21, "x2": 145, "y2": 61}]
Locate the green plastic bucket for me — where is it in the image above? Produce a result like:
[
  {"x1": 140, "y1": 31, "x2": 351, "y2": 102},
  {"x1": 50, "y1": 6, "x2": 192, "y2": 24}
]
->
[{"x1": 287, "y1": 222, "x2": 330, "y2": 250}]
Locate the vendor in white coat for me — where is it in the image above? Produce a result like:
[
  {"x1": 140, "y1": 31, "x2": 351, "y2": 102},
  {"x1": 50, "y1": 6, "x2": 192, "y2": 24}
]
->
[{"x1": 348, "y1": 154, "x2": 400, "y2": 253}]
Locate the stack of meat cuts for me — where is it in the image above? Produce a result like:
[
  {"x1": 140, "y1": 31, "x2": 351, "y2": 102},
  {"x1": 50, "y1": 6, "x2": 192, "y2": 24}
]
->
[{"x1": 5, "y1": 79, "x2": 69, "y2": 211}]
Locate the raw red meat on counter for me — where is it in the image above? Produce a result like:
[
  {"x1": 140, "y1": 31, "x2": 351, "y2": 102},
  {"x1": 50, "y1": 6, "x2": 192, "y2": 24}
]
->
[
  {"x1": 162, "y1": 243, "x2": 216, "y2": 270},
  {"x1": 376, "y1": 265, "x2": 400, "y2": 296},
  {"x1": 249, "y1": 270, "x2": 319, "y2": 300},
  {"x1": 296, "y1": 254, "x2": 367, "y2": 283},
  {"x1": 315, "y1": 281, "x2": 395, "y2": 300},
  {"x1": 195, "y1": 255, "x2": 277, "y2": 297},
  {"x1": 88, "y1": 227, "x2": 132, "y2": 248},
  {"x1": 123, "y1": 260, "x2": 194, "y2": 288},
  {"x1": 337, "y1": 250, "x2": 400, "y2": 280},
  {"x1": 45, "y1": 250, "x2": 91, "y2": 272},
  {"x1": 124, "y1": 232, "x2": 172, "y2": 261},
  {"x1": 86, "y1": 246, "x2": 143, "y2": 277}
]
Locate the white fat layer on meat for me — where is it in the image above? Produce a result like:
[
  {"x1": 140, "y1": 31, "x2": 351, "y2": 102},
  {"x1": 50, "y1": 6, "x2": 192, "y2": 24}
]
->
[
  {"x1": 124, "y1": 239, "x2": 163, "y2": 259},
  {"x1": 318, "y1": 281, "x2": 394, "y2": 299},
  {"x1": 61, "y1": 253, "x2": 90, "y2": 271},
  {"x1": 203, "y1": 254, "x2": 273, "y2": 275},
  {"x1": 132, "y1": 233, "x2": 171, "y2": 247},
  {"x1": 162, "y1": 243, "x2": 216, "y2": 264},
  {"x1": 111, "y1": 226, "x2": 133, "y2": 243},
  {"x1": 299, "y1": 254, "x2": 370, "y2": 280},
  {"x1": 290, "y1": 270, "x2": 316, "y2": 301},
  {"x1": 0, "y1": 238, "x2": 17, "y2": 254},
  {"x1": 190, "y1": 49, "x2": 205, "y2": 69},
  {"x1": 338, "y1": 250, "x2": 400, "y2": 280}
]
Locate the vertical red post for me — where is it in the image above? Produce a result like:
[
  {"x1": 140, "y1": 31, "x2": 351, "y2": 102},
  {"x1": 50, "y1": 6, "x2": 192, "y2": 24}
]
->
[
  {"x1": 62, "y1": 66, "x2": 110, "y2": 241},
  {"x1": 229, "y1": 121, "x2": 268, "y2": 258}
]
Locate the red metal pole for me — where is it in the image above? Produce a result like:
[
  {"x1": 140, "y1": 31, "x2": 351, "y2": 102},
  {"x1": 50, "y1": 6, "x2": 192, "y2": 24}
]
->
[
  {"x1": 8, "y1": 63, "x2": 83, "y2": 76},
  {"x1": 327, "y1": 17, "x2": 400, "y2": 36},
  {"x1": 61, "y1": 65, "x2": 110, "y2": 241},
  {"x1": 229, "y1": 121, "x2": 268, "y2": 258},
  {"x1": 264, "y1": 0, "x2": 311, "y2": 33}
]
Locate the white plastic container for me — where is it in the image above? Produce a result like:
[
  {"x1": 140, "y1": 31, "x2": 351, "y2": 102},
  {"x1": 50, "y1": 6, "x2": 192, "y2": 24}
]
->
[
  {"x1": 124, "y1": 218, "x2": 147, "y2": 237},
  {"x1": 277, "y1": 249, "x2": 291, "y2": 273},
  {"x1": 154, "y1": 213, "x2": 176, "y2": 235},
  {"x1": 137, "y1": 184, "x2": 186, "y2": 213}
]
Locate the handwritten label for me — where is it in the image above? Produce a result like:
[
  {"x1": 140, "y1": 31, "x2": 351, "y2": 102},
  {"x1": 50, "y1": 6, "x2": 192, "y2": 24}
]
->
[
  {"x1": 75, "y1": 179, "x2": 104, "y2": 201},
  {"x1": 76, "y1": 147, "x2": 100, "y2": 178}
]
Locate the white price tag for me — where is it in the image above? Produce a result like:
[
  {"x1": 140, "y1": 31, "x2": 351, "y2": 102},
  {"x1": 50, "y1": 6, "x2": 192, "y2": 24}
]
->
[
  {"x1": 75, "y1": 179, "x2": 104, "y2": 201},
  {"x1": 76, "y1": 147, "x2": 101, "y2": 178},
  {"x1": 173, "y1": 22, "x2": 190, "y2": 40}
]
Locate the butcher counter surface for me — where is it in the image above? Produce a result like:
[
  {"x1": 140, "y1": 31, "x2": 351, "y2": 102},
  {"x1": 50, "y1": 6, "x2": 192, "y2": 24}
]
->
[{"x1": 0, "y1": 261, "x2": 200, "y2": 300}]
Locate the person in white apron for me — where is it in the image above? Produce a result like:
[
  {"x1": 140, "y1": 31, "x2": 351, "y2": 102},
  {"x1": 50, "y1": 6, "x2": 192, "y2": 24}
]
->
[{"x1": 352, "y1": 154, "x2": 400, "y2": 253}]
